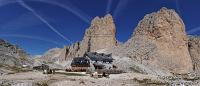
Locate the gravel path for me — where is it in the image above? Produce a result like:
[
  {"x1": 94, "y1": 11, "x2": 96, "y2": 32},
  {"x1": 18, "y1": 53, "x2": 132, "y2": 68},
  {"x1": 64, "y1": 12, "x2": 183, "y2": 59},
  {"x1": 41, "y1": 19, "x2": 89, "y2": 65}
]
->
[
  {"x1": 0, "y1": 71, "x2": 157, "y2": 86},
  {"x1": 0, "y1": 71, "x2": 199, "y2": 86}
]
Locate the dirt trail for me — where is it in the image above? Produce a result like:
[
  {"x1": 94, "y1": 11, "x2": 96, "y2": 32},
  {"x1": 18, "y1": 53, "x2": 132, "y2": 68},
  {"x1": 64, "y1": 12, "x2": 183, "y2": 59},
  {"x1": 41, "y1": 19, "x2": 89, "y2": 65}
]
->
[
  {"x1": 1, "y1": 71, "x2": 199, "y2": 86},
  {"x1": 0, "y1": 71, "x2": 159, "y2": 86}
]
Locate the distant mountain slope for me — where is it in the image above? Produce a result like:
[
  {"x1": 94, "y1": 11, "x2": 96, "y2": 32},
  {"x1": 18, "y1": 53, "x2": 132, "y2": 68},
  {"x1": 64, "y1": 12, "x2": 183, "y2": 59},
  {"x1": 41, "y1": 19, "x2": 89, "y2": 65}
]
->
[{"x1": 0, "y1": 39, "x2": 32, "y2": 67}]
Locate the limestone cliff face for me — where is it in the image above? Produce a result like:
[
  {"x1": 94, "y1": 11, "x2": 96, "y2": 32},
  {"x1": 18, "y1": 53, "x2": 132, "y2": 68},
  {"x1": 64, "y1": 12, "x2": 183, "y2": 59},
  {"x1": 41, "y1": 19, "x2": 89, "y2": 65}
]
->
[
  {"x1": 188, "y1": 36, "x2": 200, "y2": 74},
  {"x1": 42, "y1": 8, "x2": 196, "y2": 74},
  {"x1": 57, "y1": 14, "x2": 118, "y2": 60},
  {"x1": 78, "y1": 14, "x2": 117, "y2": 55},
  {"x1": 125, "y1": 7, "x2": 193, "y2": 74}
]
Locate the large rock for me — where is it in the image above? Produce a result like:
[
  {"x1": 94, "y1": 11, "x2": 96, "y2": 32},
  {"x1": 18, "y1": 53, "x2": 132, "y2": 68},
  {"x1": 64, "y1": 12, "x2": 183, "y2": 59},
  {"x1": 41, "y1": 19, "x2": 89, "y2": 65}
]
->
[
  {"x1": 188, "y1": 36, "x2": 200, "y2": 74},
  {"x1": 58, "y1": 14, "x2": 118, "y2": 60},
  {"x1": 125, "y1": 7, "x2": 193, "y2": 74},
  {"x1": 81, "y1": 14, "x2": 117, "y2": 52}
]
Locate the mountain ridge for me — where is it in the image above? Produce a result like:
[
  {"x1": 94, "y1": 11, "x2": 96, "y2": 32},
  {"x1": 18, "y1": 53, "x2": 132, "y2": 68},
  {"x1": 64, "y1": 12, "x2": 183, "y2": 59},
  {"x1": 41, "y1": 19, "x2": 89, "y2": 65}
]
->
[{"x1": 37, "y1": 7, "x2": 199, "y2": 75}]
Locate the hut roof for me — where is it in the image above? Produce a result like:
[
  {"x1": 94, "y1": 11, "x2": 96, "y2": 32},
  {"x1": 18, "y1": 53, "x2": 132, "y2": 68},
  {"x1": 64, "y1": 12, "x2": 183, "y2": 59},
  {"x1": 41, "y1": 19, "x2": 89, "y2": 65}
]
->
[{"x1": 71, "y1": 57, "x2": 90, "y2": 67}]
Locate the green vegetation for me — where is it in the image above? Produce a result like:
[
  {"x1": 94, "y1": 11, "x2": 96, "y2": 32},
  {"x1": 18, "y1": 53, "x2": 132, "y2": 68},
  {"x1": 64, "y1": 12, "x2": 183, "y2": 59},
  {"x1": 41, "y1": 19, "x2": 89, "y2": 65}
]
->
[
  {"x1": 35, "y1": 83, "x2": 48, "y2": 86},
  {"x1": 0, "y1": 64, "x2": 32, "y2": 74},
  {"x1": 133, "y1": 78, "x2": 169, "y2": 86},
  {"x1": 0, "y1": 64, "x2": 4, "y2": 67},
  {"x1": 9, "y1": 66, "x2": 31, "y2": 73}
]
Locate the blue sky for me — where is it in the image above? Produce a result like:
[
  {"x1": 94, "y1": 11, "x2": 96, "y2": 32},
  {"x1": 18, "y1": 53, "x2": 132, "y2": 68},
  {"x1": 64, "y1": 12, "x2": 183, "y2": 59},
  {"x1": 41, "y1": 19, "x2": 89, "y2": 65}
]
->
[{"x1": 0, "y1": 0, "x2": 199, "y2": 55}]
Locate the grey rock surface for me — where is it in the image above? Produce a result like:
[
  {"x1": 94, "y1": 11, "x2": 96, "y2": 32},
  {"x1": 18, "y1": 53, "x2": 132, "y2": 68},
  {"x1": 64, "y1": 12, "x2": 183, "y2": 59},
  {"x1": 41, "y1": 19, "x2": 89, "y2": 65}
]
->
[
  {"x1": 188, "y1": 36, "x2": 200, "y2": 74},
  {"x1": 0, "y1": 39, "x2": 31, "y2": 67}
]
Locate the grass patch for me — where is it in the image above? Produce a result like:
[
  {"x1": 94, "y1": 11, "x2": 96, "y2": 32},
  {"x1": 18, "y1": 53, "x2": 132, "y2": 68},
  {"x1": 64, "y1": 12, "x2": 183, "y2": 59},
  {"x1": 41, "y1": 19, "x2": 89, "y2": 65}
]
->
[
  {"x1": 1, "y1": 64, "x2": 32, "y2": 74},
  {"x1": 0, "y1": 64, "x2": 4, "y2": 68},
  {"x1": 35, "y1": 83, "x2": 48, "y2": 86},
  {"x1": 9, "y1": 66, "x2": 32, "y2": 73},
  {"x1": 55, "y1": 72, "x2": 87, "y2": 76},
  {"x1": 7, "y1": 72, "x2": 15, "y2": 75},
  {"x1": 133, "y1": 78, "x2": 169, "y2": 86}
]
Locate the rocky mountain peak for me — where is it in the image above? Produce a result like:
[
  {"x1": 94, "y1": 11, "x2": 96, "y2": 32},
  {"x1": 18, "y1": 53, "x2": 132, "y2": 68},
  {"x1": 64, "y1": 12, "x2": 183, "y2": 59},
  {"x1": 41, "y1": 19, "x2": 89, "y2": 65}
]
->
[
  {"x1": 41, "y1": 14, "x2": 118, "y2": 62},
  {"x1": 126, "y1": 7, "x2": 193, "y2": 74},
  {"x1": 91, "y1": 14, "x2": 113, "y2": 26},
  {"x1": 83, "y1": 14, "x2": 117, "y2": 52}
]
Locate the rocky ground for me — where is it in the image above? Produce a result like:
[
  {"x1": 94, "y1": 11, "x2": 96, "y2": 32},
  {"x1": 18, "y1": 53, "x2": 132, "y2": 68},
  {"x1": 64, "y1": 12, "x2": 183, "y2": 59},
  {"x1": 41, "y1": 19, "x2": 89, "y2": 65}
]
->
[{"x1": 1, "y1": 70, "x2": 200, "y2": 86}]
